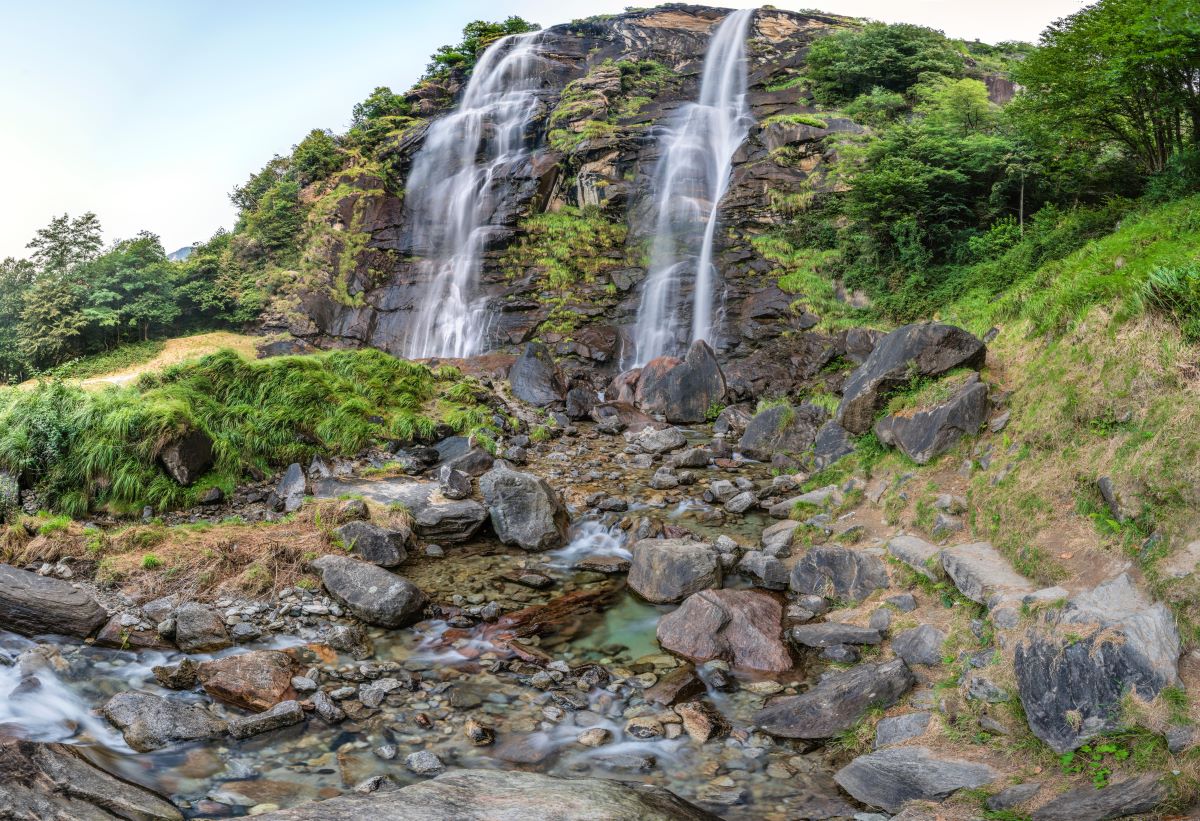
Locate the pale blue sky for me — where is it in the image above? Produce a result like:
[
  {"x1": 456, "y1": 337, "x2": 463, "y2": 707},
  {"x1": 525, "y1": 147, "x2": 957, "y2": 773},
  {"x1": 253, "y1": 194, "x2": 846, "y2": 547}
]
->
[{"x1": 0, "y1": 0, "x2": 1086, "y2": 259}]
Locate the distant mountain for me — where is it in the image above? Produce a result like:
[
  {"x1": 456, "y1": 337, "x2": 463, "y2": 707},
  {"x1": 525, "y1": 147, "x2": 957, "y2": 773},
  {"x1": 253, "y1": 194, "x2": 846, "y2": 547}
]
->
[{"x1": 167, "y1": 246, "x2": 195, "y2": 262}]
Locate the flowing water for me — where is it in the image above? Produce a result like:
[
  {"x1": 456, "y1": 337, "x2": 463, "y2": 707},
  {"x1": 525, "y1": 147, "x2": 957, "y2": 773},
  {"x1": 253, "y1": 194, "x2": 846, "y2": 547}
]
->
[
  {"x1": 403, "y1": 32, "x2": 545, "y2": 359},
  {"x1": 632, "y1": 9, "x2": 754, "y2": 366}
]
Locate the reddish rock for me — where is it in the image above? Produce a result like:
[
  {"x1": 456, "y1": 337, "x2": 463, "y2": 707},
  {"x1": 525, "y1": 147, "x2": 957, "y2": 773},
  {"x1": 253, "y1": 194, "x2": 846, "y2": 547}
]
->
[
  {"x1": 644, "y1": 664, "x2": 706, "y2": 706},
  {"x1": 656, "y1": 588, "x2": 792, "y2": 673},
  {"x1": 196, "y1": 650, "x2": 296, "y2": 712}
]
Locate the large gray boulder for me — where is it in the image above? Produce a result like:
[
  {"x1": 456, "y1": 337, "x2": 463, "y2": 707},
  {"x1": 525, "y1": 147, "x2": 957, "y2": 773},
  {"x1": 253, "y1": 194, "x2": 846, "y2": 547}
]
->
[
  {"x1": 634, "y1": 340, "x2": 726, "y2": 424},
  {"x1": 479, "y1": 464, "x2": 569, "y2": 552},
  {"x1": 249, "y1": 768, "x2": 720, "y2": 820},
  {"x1": 0, "y1": 564, "x2": 107, "y2": 638},
  {"x1": 737, "y1": 403, "x2": 826, "y2": 461},
  {"x1": 874, "y1": 373, "x2": 989, "y2": 463},
  {"x1": 628, "y1": 539, "x2": 722, "y2": 604},
  {"x1": 834, "y1": 746, "x2": 999, "y2": 813},
  {"x1": 940, "y1": 541, "x2": 1033, "y2": 611},
  {"x1": 891, "y1": 624, "x2": 946, "y2": 666},
  {"x1": 754, "y1": 659, "x2": 915, "y2": 739},
  {"x1": 1031, "y1": 774, "x2": 1166, "y2": 821},
  {"x1": 509, "y1": 342, "x2": 566, "y2": 406},
  {"x1": 333, "y1": 520, "x2": 410, "y2": 567},
  {"x1": 789, "y1": 546, "x2": 889, "y2": 604},
  {"x1": 379, "y1": 482, "x2": 488, "y2": 543},
  {"x1": 172, "y1": 602, "x2": 231, "y2": 653},
  {"x1": 0, "y1": 737, "x2": 182, "y2": 820},
  {"x1": 813, "y1": 420, "x2": 855, "y2": 469},
  {"x1": 836, "y1": 323, "x2": 986, "y2": 434},
  {"x1": 656, "y1": 588, "x2": 791, "y2": 673},
  {"x1": 101, "y1": 691, "x2": 227, "y2": 752},
  {"x1": 158, "y1": 429, "x2": 214, "y2": 486},
  {"x1": 274, "y1": 462, "x2": 307, "y2": 512},
  {"x1": 311, "y1": 554, "x2": 428, "y2": 628},
  {"x1": 1015, "y1": 574, "x2": 1180, "y2": 753}
]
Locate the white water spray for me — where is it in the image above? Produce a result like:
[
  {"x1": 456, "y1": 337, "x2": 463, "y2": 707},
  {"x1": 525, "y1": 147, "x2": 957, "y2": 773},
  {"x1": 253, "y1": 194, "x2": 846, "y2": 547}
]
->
[
  {"x1": 632, "y1": 9, "x2": 754, "y2": 366},
  {"x1": 404, "y1": 32, "x2": 545, "y2": 359}
]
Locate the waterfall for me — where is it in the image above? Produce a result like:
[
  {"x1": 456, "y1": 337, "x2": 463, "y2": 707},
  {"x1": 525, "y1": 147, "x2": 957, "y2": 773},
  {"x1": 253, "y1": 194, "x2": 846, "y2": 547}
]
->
[
  {"x1": 631, "y1": 9, "x2": 754, "y2": 367},
  {"x1": 404, "y1": 32, "x2": 545, "y2": 360}
]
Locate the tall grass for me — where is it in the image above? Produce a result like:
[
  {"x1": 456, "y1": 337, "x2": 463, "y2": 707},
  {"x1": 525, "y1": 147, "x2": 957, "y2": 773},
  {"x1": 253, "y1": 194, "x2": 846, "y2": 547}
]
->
[{"x1": 0, "y1": 348, "x2": 496, "y2": 516}]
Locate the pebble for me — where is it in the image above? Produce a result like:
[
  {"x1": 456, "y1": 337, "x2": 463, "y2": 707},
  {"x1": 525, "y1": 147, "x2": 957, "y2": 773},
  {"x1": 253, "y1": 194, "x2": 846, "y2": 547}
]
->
[{"x1": 404, "y1": 750, "x2": 445, "y2": 776}]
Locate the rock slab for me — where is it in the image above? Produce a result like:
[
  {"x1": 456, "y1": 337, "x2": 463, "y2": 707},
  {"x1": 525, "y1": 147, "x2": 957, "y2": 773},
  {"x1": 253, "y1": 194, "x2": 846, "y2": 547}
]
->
[
  {"x1": 834, "y1": 746, "x2": 999, "y2": 813},
  {"x1": 628, "y1": 539, "x2": 722, "y2": 604},
  {"x1": 755, "y1": 659, "x2": 915, "y2": 739},
  {"x1": 0, "y1": 563, "x2": 107, "y2": 639},
  {"x1": 656, "y1": 588, "x2": 792, "y2": 673}
]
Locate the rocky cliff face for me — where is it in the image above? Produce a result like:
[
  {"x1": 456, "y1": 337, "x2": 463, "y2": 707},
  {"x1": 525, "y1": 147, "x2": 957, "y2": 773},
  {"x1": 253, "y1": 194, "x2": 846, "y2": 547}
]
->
[{"x1": 276, "y1": 5, "x2": 858, "y2": 393}]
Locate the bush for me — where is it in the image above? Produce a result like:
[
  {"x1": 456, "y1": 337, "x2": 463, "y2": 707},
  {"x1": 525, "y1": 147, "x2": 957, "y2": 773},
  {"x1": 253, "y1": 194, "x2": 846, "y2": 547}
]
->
[{"x1": 1139, "y1": 264, "x2": 1200, "y2": 342}]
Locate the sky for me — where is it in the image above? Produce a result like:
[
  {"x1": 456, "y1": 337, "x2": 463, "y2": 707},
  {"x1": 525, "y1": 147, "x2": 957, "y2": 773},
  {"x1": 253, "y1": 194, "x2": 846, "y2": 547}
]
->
[{"x1": 0, "y1": 0, "x2": 1088, "y2": 260}]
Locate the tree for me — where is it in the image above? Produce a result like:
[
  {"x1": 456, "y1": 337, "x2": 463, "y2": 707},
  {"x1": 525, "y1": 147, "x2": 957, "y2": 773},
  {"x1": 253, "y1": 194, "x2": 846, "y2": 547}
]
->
[
  {"x1": 26, "y1": 212, "x2": 102, "y2": 273},
  {"x1": 291, "y1": 129, "x2": 343, "y2": 187},
  {"x1": 230, "y1": 156, "x2": 289, "y2": 215},
  {"x1": 805, "y1": 23, "x2": 964, "y2": 105},
  {"x1": 81, "y1": 232, "x2": 179, "y2": 343},
  {"x1": 423, "y1": 17, "x2": 540, "y2": 80},
  {"x1": 917, "y1": 77, "x2": 997, "y2": 135},
  {"x1": 18, "y1": 276, "x2": 87, "y2": 368}
]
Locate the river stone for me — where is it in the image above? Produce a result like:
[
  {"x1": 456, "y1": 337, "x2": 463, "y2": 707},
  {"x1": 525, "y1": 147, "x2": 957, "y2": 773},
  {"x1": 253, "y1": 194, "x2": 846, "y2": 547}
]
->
[
  {"x1": 790, "y1": 623, "x2": 882, "y2": 648},
  {"x1": 101, "y1": 691, "x2": 227, "y2": 752},
  {"x1": 629, "y1": 539, "x2": 721, "y2": 604},
  {"x1": 311, "y1": 554, "x2": 428, "y2": 628},
  {"x1": 0, "y1": 737, "x2": 183, "y2": 820},
  {"x1": 1030, "y1": 774, "x2": 1166, "y2": 821},
  {"x1": 433, "y1": 437, "x2": 495, "y2": 477},
  {"x1": 891, "y1": 624, "x2": 946, "y2": 666},
  {"x1": 197, "y1": 650, "x2": 296, "y2": 712},
  {"x1": 228, "y1": 699, "x2": 305, "y2": 739},
  {"x1": 0, "y1": 563, "x2": 107, "y2": 639},
  {"x1": 754, "y1": 659, "x2": 915, "y2": 739},
  {"x1": 634, "y1": 425, "x2": 687, "y2": 454},
  {"x1": 789, "y1": 546, "x2": 889, "y2": 603},
  {"x1": 736, "y1": 551, "x2": 788, "y2": 590},
  {"x1": 886, "y1": 535, "x2": 942, "y2": 580},
  {"x1": 1015, "y1": 573, "x2": 1180, "y2": 753},
  {"x1": 656, "y1": 588, "x2": 791, "y2": 673},
  {"x1": 761, "y1": 520, "x2": 801, "y2": 552},
  {"x1": 833, "y1": 746, "x2": 999, "y2": 813},
  {"x1": 510, "y1": 342, "x2": 566, "y2": 406},
  {"x1": 836, "y1": 323, "x2": 986, "y2": 434},
  {"x1": 737, "y1": 403, "x2": 826, "y2": 461},
  {"x1": 158, "y1": 428, "x2": 214, "y2": 486},
  {"x1": 874, "y1": 373, "x2": 989, "y2": 464},
  {"x1": 479, "y1": 464, "x2": 569, "y2": 551},
  {"x1": 333, "y1": 520, "x2": 410, "y2": 567},
  {"x1": 591, "y1": 401, "x2": 664, "y2": 434},
  {"x1": 437, "y1": 465, "x2": 473, "y2": 500},
  {"x1": 173, "y1": 602, "x2": 231, "y2": 653},
  {"x1": 634, "y1": 340, "x2": 726, "y2": 424},
  {"x1": 248, "y1": 768, "x2": 721, "y2": 820},
  {"x1": 874, "y1": 712, "x2": 931, "y2": 748}
]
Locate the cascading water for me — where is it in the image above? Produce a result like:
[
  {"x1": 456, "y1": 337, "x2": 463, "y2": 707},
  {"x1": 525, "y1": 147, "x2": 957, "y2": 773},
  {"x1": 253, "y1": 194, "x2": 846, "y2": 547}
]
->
[
  {"x1": 631, "y1": 9, "x2": 754, "y2": 367},
  {"x1": 404, "y1": 32, "x2": 545, "y2": 360}
]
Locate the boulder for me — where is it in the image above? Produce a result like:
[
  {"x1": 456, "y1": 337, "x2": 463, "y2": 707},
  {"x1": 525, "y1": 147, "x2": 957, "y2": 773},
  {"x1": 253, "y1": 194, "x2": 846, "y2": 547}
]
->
[
  {"x1": 591, "y1": 401, "x2": 664, "y2": 433},
  {"x1": 0, "y1": 563, "x2": 107, "y2": 638},
  {"x1": 628, "y1": 539, "x2": 722, "y2": 604},
  {"x1": 196, "y1": 650, "x2": 296, "y2": 712},
  {"x1": 813, "y1": 421, "x2": 855, "y2": 469},
  {"x1": 836, "y1": 323, "x2": 986, "y2": 434},
  {"x1": 1031, "y1": 774, "x2": 1166, "y2": 821},
  {"x1": 333, "y1": 520, "x2": 410, "y2": 567},
  {"x1": 634, "y1": 340, "x2": 726, "y2": 424},
  {"x1": 737, "y1": 403, "x2": 826, "y2": 461},
  {"x1": 633, "y1": 425, "x2": 687, "y2": 454},
  {"x1": 173, "y1": 602, "x2": 231, "y2": 653},
  {"x1": 789, "y1": 546, "x2": 889, "y2": 603},
  {"x1": 565, "y1": 386, "x2": 596, "y2": 420},
  {"x1": 479, "y1": 464, "x2": 569, "y2": 552},
  {"x1": 158, "y1": 429, "x2": 214, "y2": 486},
  {"x1": 834, "y1": 746, "x2": 999, "y2": 813},
  {"x1": 874, "y1": 712, "x2": 931, "y2": 748},
  {"x1": 891, "y1": 624, "x2": 946, "y2": 666},
  {"x1": 101, "y1": 691, "x2": 227, "y2": 752},
  {"x1": 887, "y1": 535, "x2": 941, "y2": 580},
  {"x1": 248, "y1": 768, "x2": 721, "y2": 820},
  {"x1": 874, "y1": 373, "x2": 989, "y2": 464},
  {"x1": 940, "y1": 541, "x2": 1033, "y2": 621},
  {"x1": 510, "y1": 342, "x2": 566, "y2": 406},
  {"x1": 790, "y1": 623, "x2": 882, "y2": 648},
  {"x1": 378, "y1": 482, "x2": 488, "y2": 542},
  {"x1": 656, "y1": 588, "x2": 792, "y2": 673},
  {"x1": 228, "y1": 699, "x2": 305, "y2": 740},
  {"x1": 437, "y1": 465, "x2": 473, "y2": 500},
  {"x1": 1015, "y1": 574, "x2": 1180, "y2": 753},
  {"x1": 0, "y1": 738, "x2": 182, "y2": 820},
  {"x1": 274, "y1": 462, "x2": 307, "y2": 512},
  {"x1": 736, "y1": 551, "x2": 788, "y2": 590},
  {"x1": 754, "y1": 659, "x2": 915, "y2": 738},
  {"x1": 434, "y1": 437, "x2": 495, "y2": 476},
  {"x1": 311, "y1": 554, "x2": 428, "y2": 628}
]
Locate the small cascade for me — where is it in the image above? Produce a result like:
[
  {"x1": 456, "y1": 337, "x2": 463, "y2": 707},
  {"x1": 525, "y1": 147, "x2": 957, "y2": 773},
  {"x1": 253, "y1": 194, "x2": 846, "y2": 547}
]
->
[
  {"x1": 404, "y1": 32, "x2": 545, "y2": 360},
  {"x1": 632, "y1": 9, "x2": 754, "y2": 367}
]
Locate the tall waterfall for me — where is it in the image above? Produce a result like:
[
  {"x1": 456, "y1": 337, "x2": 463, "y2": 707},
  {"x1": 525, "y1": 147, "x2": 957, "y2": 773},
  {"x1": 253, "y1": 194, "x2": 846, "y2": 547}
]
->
[
  {"x1": 631, "y1": 9, "x2": 754, "y2": 367},
  {"x1": 404, "y1": 32, "x2": 544, "y2": 360}
]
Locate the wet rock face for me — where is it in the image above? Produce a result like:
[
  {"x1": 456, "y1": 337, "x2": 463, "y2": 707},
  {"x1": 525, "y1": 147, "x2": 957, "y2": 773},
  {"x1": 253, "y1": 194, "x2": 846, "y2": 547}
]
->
[
  {"x1": 634, "y1": 340, "x2": 726, "y2": 424},
  {"x1": 0, "y1": 563, "x2": 108, "y2": 639},
  {"x1": 101, "y1": 691, "x2": 227, "y2": 752},
  {"x1": 836, "y1": 323, "x2": 987, "y2": 434},
  {"x1": 627, "y1": 538, "x2": 722, "y2": 604},
  {"x1": 0, "y1": 737, "x2": 182, "y2": 820},
  {"x1": 249, "y1": 767, "x2": 722, "y2": 820},
  {"x1": 755, "y1": 659, "x2": 915, "y2": 739},
  {"x1": 311, "y1": 554, "x2": 429, "y2": 628},
  {"x1": 479, "y1": 463, "x2": 570, "y2": 551},
  {"x1": 833, "y1": 746, "x2": 1000, "y2": 813},
  {"x1": 656, "y1": 588, "x2": 792, "y2": 673}
]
